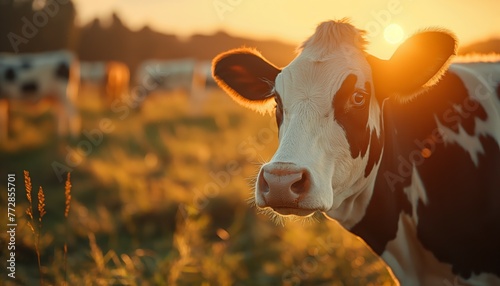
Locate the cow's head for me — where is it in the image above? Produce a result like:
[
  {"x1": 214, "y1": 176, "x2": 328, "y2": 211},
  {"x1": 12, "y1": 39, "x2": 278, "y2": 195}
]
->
[{"x1": 213, "y1": 20, "x2": 456, "y2": 226}]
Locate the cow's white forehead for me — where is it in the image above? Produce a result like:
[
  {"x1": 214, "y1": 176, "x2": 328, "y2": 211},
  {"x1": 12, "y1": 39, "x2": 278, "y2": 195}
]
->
[
  {"x1": 299, "y1": 19, "x2": 367, "y2": 60},
  {"x1": 274, "y1": 23, "x2": 372, "y2": 115},
  {"x1": 275, "y1": 49, "x2": 371, "y2": 95}
]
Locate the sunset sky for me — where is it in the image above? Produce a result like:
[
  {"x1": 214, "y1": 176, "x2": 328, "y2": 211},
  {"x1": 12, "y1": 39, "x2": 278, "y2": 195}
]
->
[{"x1": 73, "y1": 0, "x2": 500, "y2": 59}]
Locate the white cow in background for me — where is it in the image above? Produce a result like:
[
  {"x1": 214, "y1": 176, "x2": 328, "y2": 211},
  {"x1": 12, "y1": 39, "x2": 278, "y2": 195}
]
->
[
  {"x1": 195, "y1": 60, "x2": 217, "y2": 89},
  {"x1": 80, "y1": 61, "x2": 130, "y2": 104},
  {"x1": 0, "y1": 50, "x2": 80, "y2": 140},
  {"x1": 135, "y1": 58, "x2": 215, "y2": 112},
  {"x1": 135, "y1": 58, "x2": 198, "y2": 93},
  {"x1": 80, "y1": 61, "x2": 107, "y2": 83}
]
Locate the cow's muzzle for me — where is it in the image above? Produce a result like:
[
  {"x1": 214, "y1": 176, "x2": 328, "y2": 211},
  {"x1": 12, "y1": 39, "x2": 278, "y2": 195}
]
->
[{"x1": 256, "y1": 162, "x2": 314, "y2": 216}]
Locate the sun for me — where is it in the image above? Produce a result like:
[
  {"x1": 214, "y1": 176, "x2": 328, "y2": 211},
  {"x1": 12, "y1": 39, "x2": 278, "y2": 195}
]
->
[{"x1": 384, "y1": 23, "x2": 405, "y2": 44}]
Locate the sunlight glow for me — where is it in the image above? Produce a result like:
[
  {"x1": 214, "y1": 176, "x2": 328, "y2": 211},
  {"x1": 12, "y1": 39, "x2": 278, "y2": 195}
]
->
[{"x1": 384, "y1": 23, "x2": 405, "y2": 44}]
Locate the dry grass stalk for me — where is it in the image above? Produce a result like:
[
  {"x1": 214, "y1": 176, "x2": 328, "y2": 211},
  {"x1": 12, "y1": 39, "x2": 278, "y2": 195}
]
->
[
  {"x1": 24, "y1": 170, "x2": 34, "y2": 229},
  {"x1": 88, "y1": 233, "x2": 105, "y2": 272},
  {"x1": 38, "y1": 186, "x2": 46, "y2": 222},
  {"x1": 36, "y1": 186, "x2": 45, "y2": 285},
  {"x1": 64, "y1": 173, "x2": 72, "y2": 218},
  {"x1": 24, "y1": 170, "x2": 44, "y2": 285},
  {"x1": 63, "y1": 172, "x2": 72, "y2": 286}
]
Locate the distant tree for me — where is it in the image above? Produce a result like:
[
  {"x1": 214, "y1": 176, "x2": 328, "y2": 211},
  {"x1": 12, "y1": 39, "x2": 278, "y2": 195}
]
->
[
  {"x1": 0, "y1": 0, "x2": 77, "y2": 53},
  {"x1": 76, "y1": 11, "x2": 297, "y2": 76},
  {"x1": 459, "y1": 38, "x2": 500, "y2": 55}
]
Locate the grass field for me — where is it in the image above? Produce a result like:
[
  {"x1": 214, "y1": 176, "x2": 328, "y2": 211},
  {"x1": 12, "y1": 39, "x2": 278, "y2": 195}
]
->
[{"x1": 0, "y1": 87, "x2": 396, "y2": 285}]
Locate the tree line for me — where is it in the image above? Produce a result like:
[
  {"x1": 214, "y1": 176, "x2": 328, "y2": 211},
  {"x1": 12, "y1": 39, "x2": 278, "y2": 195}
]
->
[
  {"x1": 1, "y1": 0, "x2": 497, "y2": 75},
  {"x1": 0, "y1": 0, "x2": 296, "y2": 75}
]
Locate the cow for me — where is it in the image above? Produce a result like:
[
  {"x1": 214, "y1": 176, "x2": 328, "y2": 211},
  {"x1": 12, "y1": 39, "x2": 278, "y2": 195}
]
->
[
  {"x1": 194, "y1": 60, "x2": 218, "y2": 89},
  {"x1": 212, "y1": 20, "x2": 500, "y2": 285},
  {"x1": 135, "y1": 59, "x2": 215, "y2": 112},
  {"x1": 0, "y1": 50, "x2": 80, "y2": 140},
  {"x1": 135, "y1": 59, "x2": 217, "y2": 94},
  {"x1": 80, "y1": 61, "x2": 130, "y2": 105},
  {"x1": 135, "y1": 58, "x2": 199, "y2": 94}
]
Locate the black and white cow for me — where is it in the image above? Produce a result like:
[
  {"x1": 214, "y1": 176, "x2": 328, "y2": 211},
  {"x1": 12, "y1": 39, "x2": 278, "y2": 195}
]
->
[
  {"x1": 135, "y1": 59, "x2": 216, "y2": 112},
  {"x1": 212, "y1": 20, "x2": 500, "y2": 285},
  {"x1": 136, "y1": 58, "x2": 199, "y2": 93},
  {"x1": 0, "y1": 50, "x2": 80, "y2": 140},
  {"x1": 136, "y1": 59, "x2": 216, "y2": 95}
]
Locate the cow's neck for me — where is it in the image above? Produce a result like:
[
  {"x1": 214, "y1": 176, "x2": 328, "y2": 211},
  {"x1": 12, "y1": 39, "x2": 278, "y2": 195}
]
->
[
  {"x1": 348, "y1": 162, "x2": 412, "y2": 255},
  {"x1": 348, "y1": 98, "x2": 414, "y2": 255},
  {"x1": 341, "y1": 97, "x2": 440, "y2": 285},
  {"x1": 324, "y1": 166, "x2": 380, "y2": 229},
  {"x1": 322, "y1": 97, "x2": 411, "y2": 254}
]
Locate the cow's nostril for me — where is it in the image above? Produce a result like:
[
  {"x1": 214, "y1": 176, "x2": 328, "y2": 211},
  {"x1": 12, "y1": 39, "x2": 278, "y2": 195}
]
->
[
  {"x1": 258, "y1": 170, "x2": 270, "y2": 194},
  {"x1": 291, "y1": 170, "x2": 310, "y2": 194}
]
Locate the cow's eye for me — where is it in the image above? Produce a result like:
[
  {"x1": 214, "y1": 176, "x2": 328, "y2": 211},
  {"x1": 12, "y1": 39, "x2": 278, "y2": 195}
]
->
[{"x1": 350, "y1": 91, "x2": 367, "y2": 107}]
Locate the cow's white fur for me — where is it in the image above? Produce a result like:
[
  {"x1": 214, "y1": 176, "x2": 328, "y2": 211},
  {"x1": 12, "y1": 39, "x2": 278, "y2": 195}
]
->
[
  {"x1": 403, "y1": 167, "x2": 429, "y2": 224},
  {"x1": 381, "y1": 213, "x2": 457, "y2": 286},
  {"x1": 257, "y1": 21, "x2": 381, "y2": 227}
]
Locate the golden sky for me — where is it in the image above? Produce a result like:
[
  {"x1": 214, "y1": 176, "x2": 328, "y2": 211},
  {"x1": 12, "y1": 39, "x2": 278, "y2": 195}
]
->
[{"x1": 73, "y1": 0, "x2": 500, "y2": 59}]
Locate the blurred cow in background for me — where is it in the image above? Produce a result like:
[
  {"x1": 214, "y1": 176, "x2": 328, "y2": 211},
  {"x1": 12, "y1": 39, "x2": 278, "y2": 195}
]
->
[
  {"x1": 0, "y1": 50, "x2": 80, "y2": 140},
  {"x1": 136, "y1": 58, "x2": 198, "y2": 93},
  {"x1": 135, "y1": 58, "x2": 215, "y2": 112},
  {"x1": 80, "y1": 61, "x2": 130, "y2": 105},
  {"x1": 195, "y1": 60, "x2": 217, "y2": 89}
]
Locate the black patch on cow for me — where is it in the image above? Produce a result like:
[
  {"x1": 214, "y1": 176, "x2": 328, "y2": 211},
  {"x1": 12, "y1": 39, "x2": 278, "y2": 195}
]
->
[
  {"x1": 333, "y1": 74, "x2": 372, "y2": 159},
  {"x1": 416, "y1": 134, "x2": 500, "y2": 278},
  {"x1": 146, "y1": 71, "x2": 166, "y2": 87},
  {"x1": 497, "y1": 83, "x2": 500, "y2": 101},
  {"x1": 5, "y1": 67, "x2": 16, "y2": 82},
  {"x1": 275, "y1": 93, "x2": 283, "y2": 128},
  {"x1": 351, "y1": 70, "x2": 500, "y2": 278},
  {"x1": 364, "y1": 129, "x2": 383, "y2": 177},
  {"x1": 21, "y1": 81, "x2": 38, "y2": 93},
  {"x1": 21, "y1": 61, "x2": 31, "y2": 69},
  {"x1": 55, "y1": 62, "x2": 70, "y2": 80},
  {"x1": 351, "y1": 112, "x2": 412, "y2": 254}
]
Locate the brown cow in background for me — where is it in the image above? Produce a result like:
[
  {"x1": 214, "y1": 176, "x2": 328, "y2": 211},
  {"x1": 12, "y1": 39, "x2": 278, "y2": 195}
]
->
[{"x1": 80, "y1": 61, "x2": 130, "y2": 106}]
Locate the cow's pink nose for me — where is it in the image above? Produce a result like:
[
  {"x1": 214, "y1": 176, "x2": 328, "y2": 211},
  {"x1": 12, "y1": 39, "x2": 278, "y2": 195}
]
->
[{"x1": 257, "y1": 163, "x2": 310, "y2": 209}]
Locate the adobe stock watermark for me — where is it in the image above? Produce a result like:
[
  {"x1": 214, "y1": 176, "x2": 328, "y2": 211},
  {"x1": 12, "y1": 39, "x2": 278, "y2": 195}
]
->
[
  {"x1": 51, "y1": 64, "x2": 169, "y2": 182},
  {"x1": 213, "y1": 0, "x2": 245, "y2": 21},
  {"x1": 189, "y1": 115, "x2": 277, "y2": 212},
  {"x1": 384, "y1": 73, "x2": 497, "y2": 190},
  {"x1": 282, "y1": 235, "x2": 342, "y2": 285},
  {"x1": 7, "y1": 0, "x2": 72, "y2": 53}
]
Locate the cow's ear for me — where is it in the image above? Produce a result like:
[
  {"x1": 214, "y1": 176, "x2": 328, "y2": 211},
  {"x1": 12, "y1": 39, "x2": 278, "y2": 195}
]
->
[
  {"x1": 212, "y1": 48, "x2": 281, "y2": 113},
  {"x1": 368, "y1": 30, "x2": 457, "y2": 102}
]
